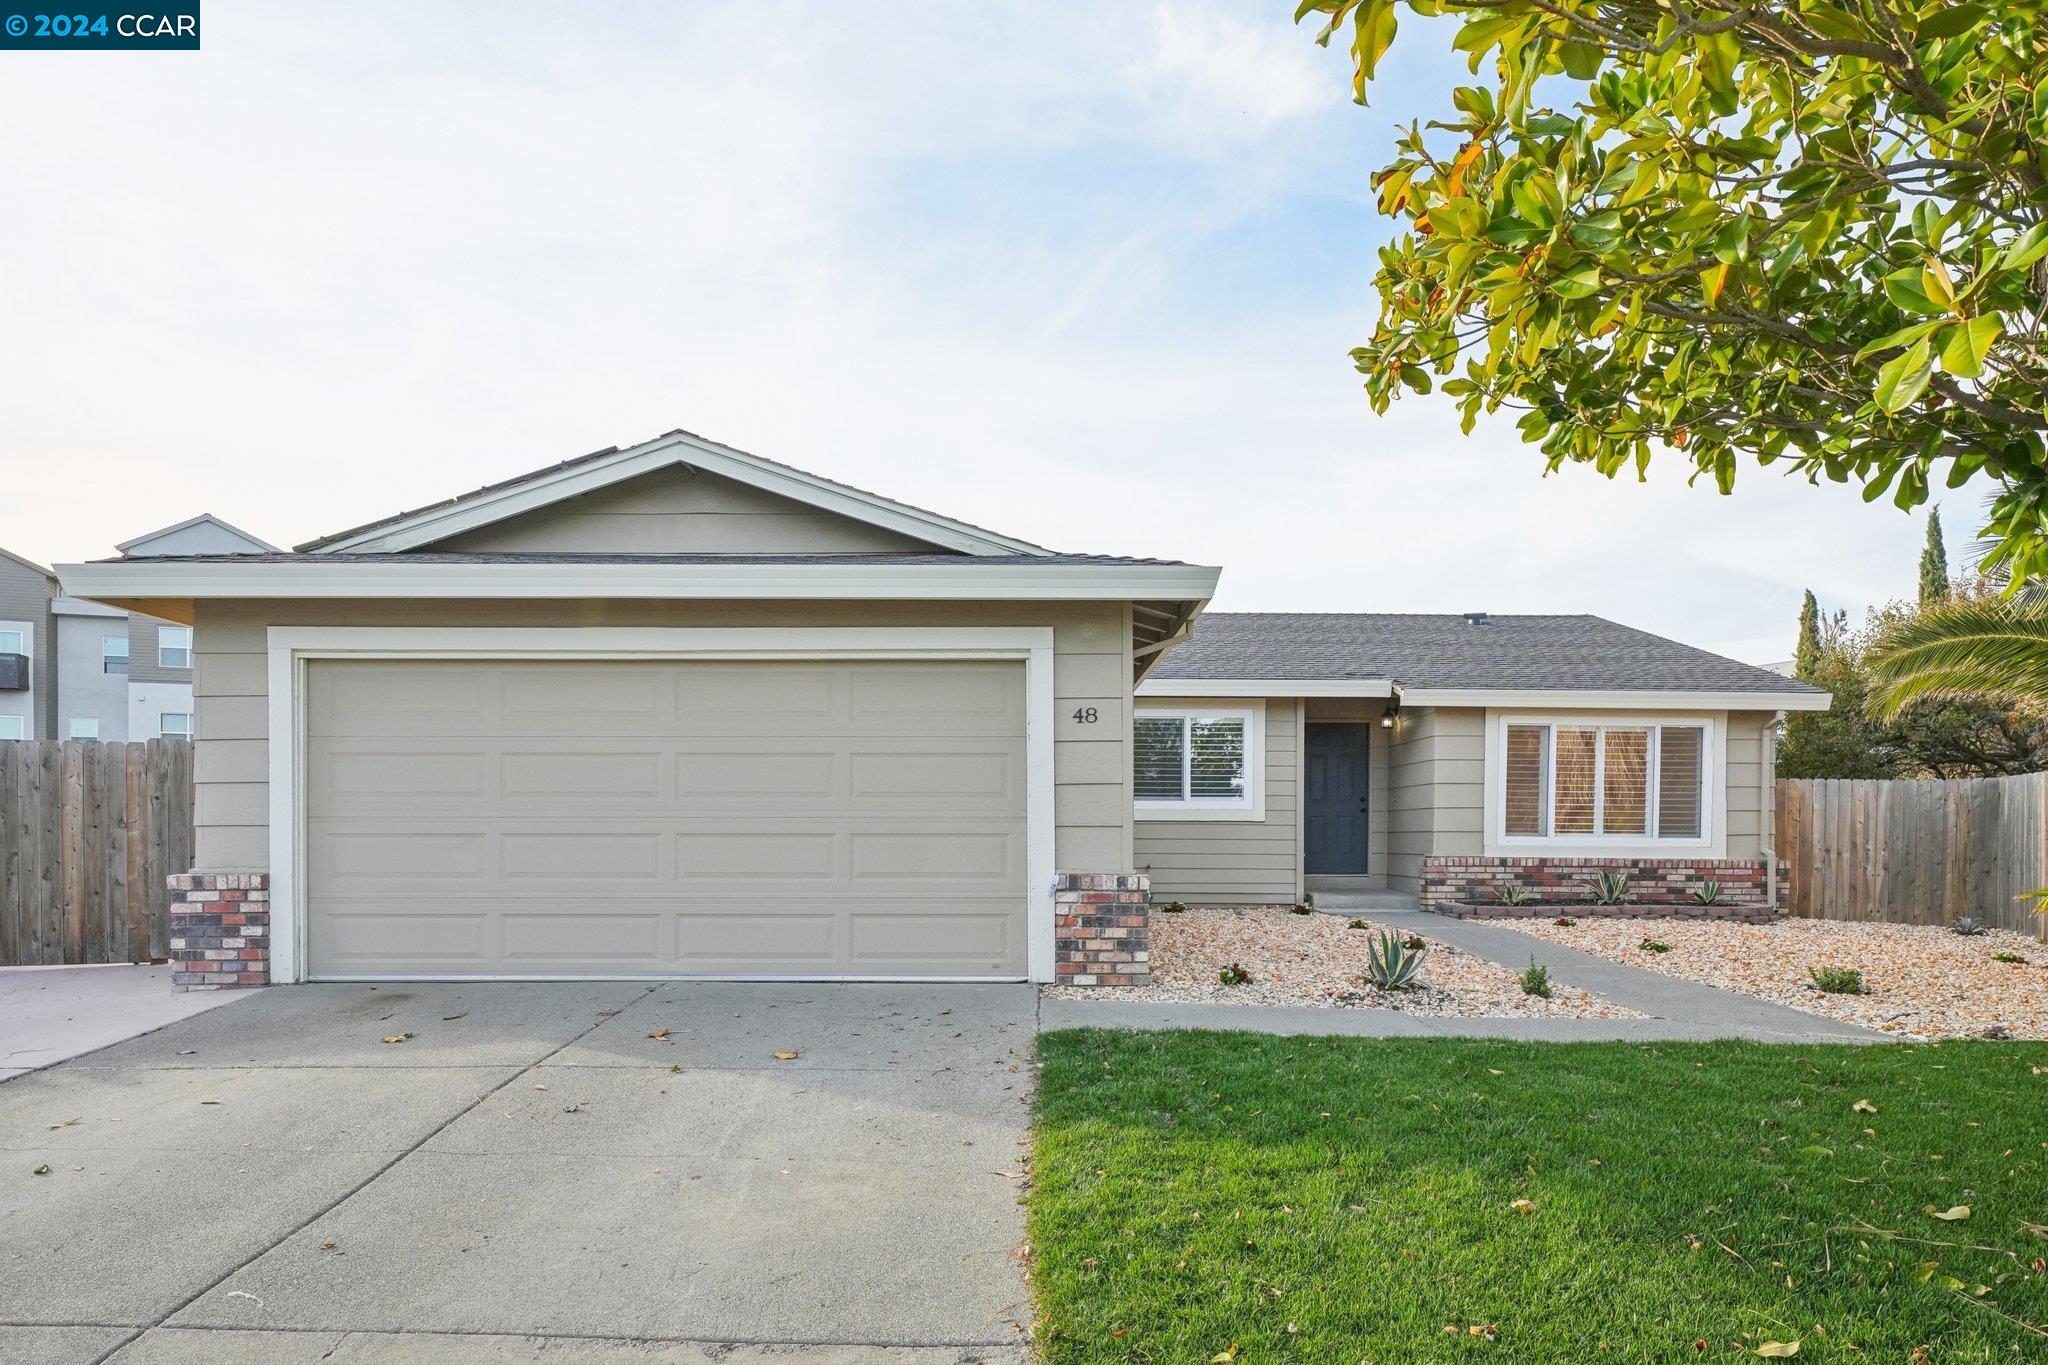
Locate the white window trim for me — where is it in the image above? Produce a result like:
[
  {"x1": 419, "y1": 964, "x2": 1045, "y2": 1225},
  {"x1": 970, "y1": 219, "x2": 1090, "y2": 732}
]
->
[
  {"x1": 0, "y1": 627, "x2": 25, "y2": 655},
  {"x1": 0, "y1": 715, "x2": 24, "y2": 740},
  {"x1": 159, "y1": 625, "x2": 193, "y2": 668},
  {"x1": 1483, "y1": 709, "x2": 1724, "y2": 858},
  {"x1": 266, "y1": 626, "x2": 1058, "y2": 986},
  {"x1": 1132, "y1": 700, "x2": 1265, "y2": 822},
  {"x1": 68, "y1": 717, "x2": 100, "y2": 740},
  {"x1": 159, "y1": 712, "x2": 193, "y2": 738}
]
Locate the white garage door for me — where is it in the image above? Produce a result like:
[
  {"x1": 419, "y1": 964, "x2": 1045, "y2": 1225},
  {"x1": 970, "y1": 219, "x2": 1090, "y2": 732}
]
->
[{"x1": 303, "y1": 658, "x2": 1028, "y2": 979}]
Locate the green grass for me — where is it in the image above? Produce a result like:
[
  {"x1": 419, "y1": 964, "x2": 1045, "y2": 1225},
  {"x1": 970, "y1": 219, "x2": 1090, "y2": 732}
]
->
[{"x1": 1029, "y1": 1032, "x2": 2048, "y2": 1362}]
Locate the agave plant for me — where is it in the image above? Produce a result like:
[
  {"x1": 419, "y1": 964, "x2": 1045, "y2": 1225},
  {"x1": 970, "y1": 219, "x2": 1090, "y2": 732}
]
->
[
  {"x1": 1493, "y1": 883, "x2": 1536, "y2": 907},
  {"x1": 1586, "y1": 871, "x2": 1633, "y2": 906},
  {"x1": 1365, "y1": 930, "x2": 1427, "y2": 990},
  {"x1": 1951, "y1": 916, "x2": 1989, "y2": 936},
  {"x1": 1690, "y1": 880, "x2": 1723, "y2": 906}
]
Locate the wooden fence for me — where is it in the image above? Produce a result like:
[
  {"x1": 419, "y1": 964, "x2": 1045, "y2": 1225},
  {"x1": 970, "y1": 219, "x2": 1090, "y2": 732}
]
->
[
  {"x1": 1777, "y1": 773, "x2": 2048, "y2": 939},
  {"x1": 0, "y1": 740, "x2": 194, "y2": 965}
]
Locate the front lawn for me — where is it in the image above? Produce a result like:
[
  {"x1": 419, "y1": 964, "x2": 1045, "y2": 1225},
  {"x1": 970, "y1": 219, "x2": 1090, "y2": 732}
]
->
[{"x1": 1030, "y1": 1032, "x2": 2048, "y2": 1362}]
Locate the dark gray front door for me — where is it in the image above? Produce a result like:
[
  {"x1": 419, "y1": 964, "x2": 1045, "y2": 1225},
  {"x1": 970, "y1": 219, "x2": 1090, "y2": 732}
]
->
[{"x1": 1305, "y1": 723, "x2": 1370, "y2": 875}]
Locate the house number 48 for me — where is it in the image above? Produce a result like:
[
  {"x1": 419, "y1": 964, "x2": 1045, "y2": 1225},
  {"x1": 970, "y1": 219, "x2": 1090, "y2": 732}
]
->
[{"x1": 1071, "y1": 707, "x2": 1098, "y2": 723}]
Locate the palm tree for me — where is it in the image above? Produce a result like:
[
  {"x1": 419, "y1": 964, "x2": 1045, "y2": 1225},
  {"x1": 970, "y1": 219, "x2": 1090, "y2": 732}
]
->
[{"x1": 1866, "y1": 596, "x2": 2048, "y2": 719}]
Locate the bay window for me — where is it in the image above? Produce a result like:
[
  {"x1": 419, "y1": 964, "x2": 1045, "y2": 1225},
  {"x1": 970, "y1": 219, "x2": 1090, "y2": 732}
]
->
[
  {"x1": 1498, "y1": 718, "x2": 1708, "y2": 844},
  {"x1": 1133, "y1": 704, "x2": 1264, "y2": 819}
]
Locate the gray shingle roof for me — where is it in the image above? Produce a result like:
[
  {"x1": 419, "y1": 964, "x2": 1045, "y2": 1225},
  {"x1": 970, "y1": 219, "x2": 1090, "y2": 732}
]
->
[{"x1": 1155, "y1": 613, "x2": 1819, "y2": 695}]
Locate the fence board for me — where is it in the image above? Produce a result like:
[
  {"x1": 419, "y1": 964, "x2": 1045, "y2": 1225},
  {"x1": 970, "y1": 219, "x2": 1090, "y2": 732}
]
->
[
  {"x1": 0, "y1": 740, "x2": 193, "y2": 965},
  {"x1": 1777, "y1": 774, "x2": 2048, "y2": 939}
]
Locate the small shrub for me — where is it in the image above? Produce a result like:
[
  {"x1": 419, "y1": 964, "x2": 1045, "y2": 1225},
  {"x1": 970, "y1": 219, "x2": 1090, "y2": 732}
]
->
[
  {"x1": 1638, "y1": 938, "x2": 1671, "y2": 954},
  {"x1": 1587, "y1": 871, "x2": 1634, "y2": 906},
  {"x1": 1993, "y1": 950, "x2": 2027, "y2": 964},
  {"x1": 1403, "y1": 934, "x2": 1427, "y2": 951},
  {"x1": 1690, "y1": 880, "x2": 1723, "y2": 906},
  {"x1": 1346, "y1": 918, "x2": 1368, "y2": 930},
  {"x1": 1217, "y1": 962, "x2": 1252, "y2": 986},
  {"x1": 1520, "y1": 960, "x2": 1552, "y2": 998},
  {"x1": 1159, "y1": 901, "x2": 1187, "y2": 914},
  {"x1": 1951, "y1": 917, "x2": 1989, "y2": 936},
  {"x1": 1289, "y1": 903, "x2": 1313, "y2": 915},
  {"x1": 1553, "y1": 916, "x2": 1577, "y2": 928},
  {"x1": 1809, "y1": 965, "x2": 1867, "y2": 995},
  {"x1": 1301, "y1": 891, "x2": 1316, "y2": 910},
  {"x1": 1365, "y1": 931, "x2": 1427, "y2": 990},
  {"x1": 1493, "y1": 883, "x2": 1536, "y2": 907}
]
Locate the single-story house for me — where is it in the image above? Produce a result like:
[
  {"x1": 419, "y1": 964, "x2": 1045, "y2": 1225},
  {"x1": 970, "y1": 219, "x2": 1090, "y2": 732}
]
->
[{"x1": 58, "y1": 430, "x2": 1827, "y2": 989}]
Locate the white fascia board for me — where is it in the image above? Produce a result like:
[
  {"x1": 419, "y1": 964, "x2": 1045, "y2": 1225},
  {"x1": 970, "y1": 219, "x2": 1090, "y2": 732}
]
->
[
  {"x1": 311, "y1": 432, "x2": 1050, "y2": 557},
  {"x1": 1397, "y1": 686, "x2": 1831, "y2": 711},
  {"x1": 56, "y1": 558, "x2": 1222, "y2": 604},
  {"x1": 1136, "y1": 677, "x2": 1396, "y2": 698}
]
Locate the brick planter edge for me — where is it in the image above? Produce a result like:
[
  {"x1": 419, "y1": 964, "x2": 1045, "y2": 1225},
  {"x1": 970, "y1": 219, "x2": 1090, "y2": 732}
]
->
[
  {"x1": 168, "y1": 873, "x2": 270, "y2": 990},
  {"x1": 1053, "y1": 873, "x2": 1150, "y2": 987},
  {"x1": 1421, "y1": 856, "x2": 1770, "y2": 913}
]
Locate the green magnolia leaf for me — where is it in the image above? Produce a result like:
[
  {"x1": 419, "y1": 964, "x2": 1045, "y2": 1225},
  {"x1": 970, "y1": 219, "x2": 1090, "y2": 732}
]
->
[
  {"x1": 1918, "y1": 3, "x2": 1988, "y2": 40},
  {"x1": 1939, "y1": 315, "x2": 2003, "y2": 379},
  {"x1": 2001, "y1": 222, "x2": 2048, "y2": 273},
  {"x1": 1854, "y1": 319, "x2": 1944, "y2": 364},
  {"x1": 1883, "y1": 269, "x2": 1943, "y2": 316},
  {"x1": 1920, "y1": 259, "x2": 1958, "y2": 312},
  {"x1": 1874, "y1": 338, "x2": 1934, "y2": 414}
]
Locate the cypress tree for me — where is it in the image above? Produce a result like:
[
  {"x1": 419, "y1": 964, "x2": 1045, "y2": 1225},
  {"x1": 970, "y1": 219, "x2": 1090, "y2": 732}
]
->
[
  {"x1": 1918, "y1": 509, "x2": 1949, "y2": 605},
  {"x1": 1794, "y1": 590, "x2": 1821, "y2": 681}
]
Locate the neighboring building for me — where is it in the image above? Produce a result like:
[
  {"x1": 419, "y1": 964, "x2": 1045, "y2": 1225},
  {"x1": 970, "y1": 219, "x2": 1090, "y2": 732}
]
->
[
  {"x1": 5, "y1": 514, "x2": 273, "y2": 741},
  {"x1": 58, "y1": 429, "x2": 1826, "y2": 990},
  {"x1": 0, "y1": 546, "x2": 57, "y2": 741}
]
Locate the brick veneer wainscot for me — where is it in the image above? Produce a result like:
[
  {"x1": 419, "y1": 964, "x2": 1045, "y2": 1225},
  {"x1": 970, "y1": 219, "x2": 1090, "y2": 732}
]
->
[
  {"x1": 1421, "y1": 856, "x2": 1770, "y2": 911},
  {"x1": 1053, "y1": 872, "x2": 1150, "y2": 987},
  {"x1": 168, "y1": 873, "x2": 270, "y2": 990}
]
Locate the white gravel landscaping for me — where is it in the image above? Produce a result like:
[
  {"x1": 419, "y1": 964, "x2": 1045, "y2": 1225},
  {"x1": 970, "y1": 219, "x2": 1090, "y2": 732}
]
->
[
  {"x1": 1044, "y1": 906, "x2": 1644, "y2": 1019},
  {"x1": 1496, "y1": 914, "x2": 2048, "y2": 1040}
]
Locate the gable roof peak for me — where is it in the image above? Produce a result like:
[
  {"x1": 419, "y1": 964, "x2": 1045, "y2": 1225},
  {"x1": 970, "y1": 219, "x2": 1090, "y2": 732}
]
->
[{"x1": 297, "y1": 428, "x2": 1054, "y2": 557}]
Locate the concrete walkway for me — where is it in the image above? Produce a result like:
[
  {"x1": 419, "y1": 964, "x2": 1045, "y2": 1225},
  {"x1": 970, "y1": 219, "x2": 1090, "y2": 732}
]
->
[
  {"x1": 1, "y1": 965, "x2": 248, "y2": 1082},
  {"x1": 1044, "y1": 900, "x2": 1884, "y2": 1044}
]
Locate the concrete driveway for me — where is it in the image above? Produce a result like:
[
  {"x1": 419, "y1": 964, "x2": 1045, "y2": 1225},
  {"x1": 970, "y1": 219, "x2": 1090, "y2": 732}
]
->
[{"x1": 1, "y1": 982, "x2": 1038, "y2": 1364}]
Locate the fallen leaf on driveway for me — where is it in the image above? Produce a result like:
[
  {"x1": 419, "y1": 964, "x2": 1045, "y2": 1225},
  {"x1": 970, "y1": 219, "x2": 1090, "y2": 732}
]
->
[
  {"x1": 1755, "y1": 1342, "x2": 1800, "y2": 1358},
  {"x1": 48, "y1": 1117, "x2": 80, "y2": 1130},
  {"x1": 441, "y1": 1013, "x2": 466, "y2": 1021},
  {"x1": 32, "y1": 1164, "x2": 49, "y2": 1176},
  {"x1": 1927, "y1": 1204, "x2": 1973, "y2": 1221},
  {"x1": 647, "y1": 1028, "x2": 671, "y2": 1040},
  {"x1": 380, "y1": 1034, "x2": 412, "y2": 1045},
  {"x1": 772, "y1": 1050, "x2": 798, "y2": 1060}
]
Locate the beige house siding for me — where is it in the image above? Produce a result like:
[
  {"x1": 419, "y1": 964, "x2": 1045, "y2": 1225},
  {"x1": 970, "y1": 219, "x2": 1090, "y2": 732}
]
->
[
  {"x1": 1133, "y1": 696, "x2": 1300, "y2": 905},
  {"x1": 190, "y1": 598, "x2": 1132, "y2": 875},
  {"x1": 430, "y1": 466, "x2": 950, "y2": 556},
  {"x1": 1726, "y1": 709, "x2": 1774, "y2": 860},
  {"x1": 1386, "y1": 706, "x2": 1485, "y2": 892}
]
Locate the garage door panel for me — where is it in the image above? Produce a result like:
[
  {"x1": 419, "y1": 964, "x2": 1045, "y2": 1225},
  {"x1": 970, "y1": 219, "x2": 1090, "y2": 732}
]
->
[
  {"x1": 676, "y1": 751, "x2": 839, "y2": 799},
  {"x1": 313, "y1": 830, "x2": 489, "y2": 880},
  {"x1": 305, "y1": 659, "x2": 1029, "y2": 978},
  {"x1": 501, "y1": 751, "x2": 664, "y2": 799},
  {"x1": 501, "y1": 665, "x2": 665, "y2": 721},
  {"x1": 500, "y1": 912, "x2": 665, "y2": 965}
]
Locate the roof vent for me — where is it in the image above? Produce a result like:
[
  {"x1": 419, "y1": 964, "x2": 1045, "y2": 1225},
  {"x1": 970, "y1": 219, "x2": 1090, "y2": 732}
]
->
[{"x1": 1463, "y1": 611, "x2": 1489, "y2": 625}]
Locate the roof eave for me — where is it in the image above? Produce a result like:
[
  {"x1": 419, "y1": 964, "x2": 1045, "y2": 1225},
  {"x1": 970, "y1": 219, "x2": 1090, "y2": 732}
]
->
[{"x1": 56, "y1": 557, "x2": 1221, "y2": 605}]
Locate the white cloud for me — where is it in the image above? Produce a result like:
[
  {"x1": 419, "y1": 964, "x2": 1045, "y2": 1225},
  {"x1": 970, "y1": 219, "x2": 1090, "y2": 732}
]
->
[{"x1": 0, "y1": 0, "x2": 1938, "y2": 665}]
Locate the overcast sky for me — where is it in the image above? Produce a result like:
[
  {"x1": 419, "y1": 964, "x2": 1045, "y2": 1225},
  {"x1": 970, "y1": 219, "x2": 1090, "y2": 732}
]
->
[{"x1": 0, "y1": 1, "x2": 1952, "y2": 662}]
